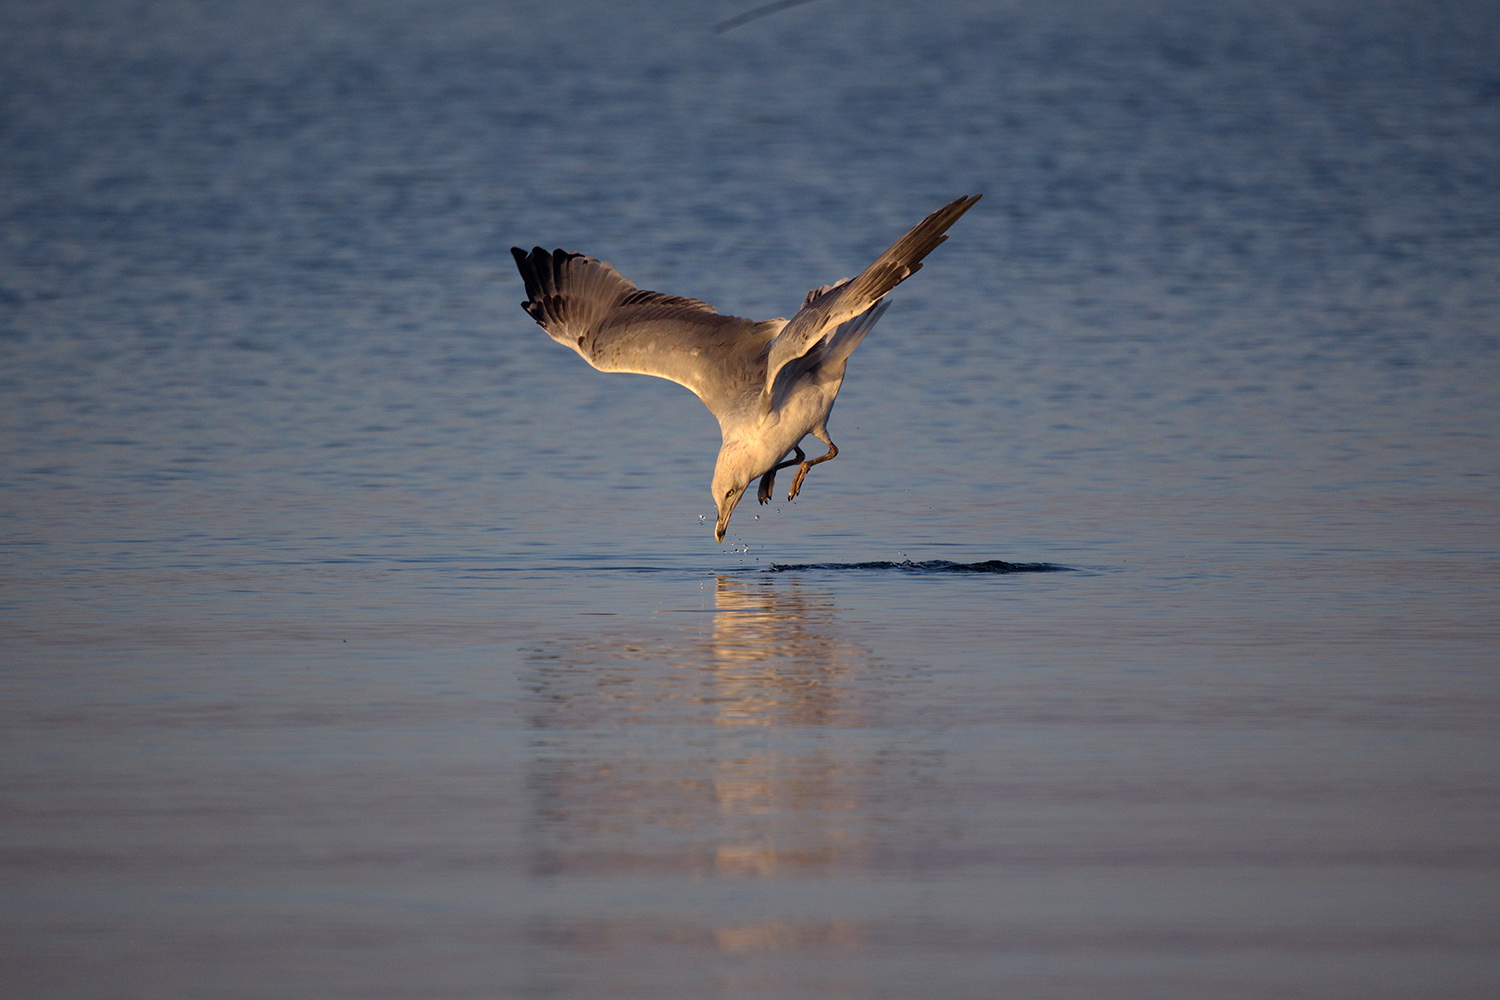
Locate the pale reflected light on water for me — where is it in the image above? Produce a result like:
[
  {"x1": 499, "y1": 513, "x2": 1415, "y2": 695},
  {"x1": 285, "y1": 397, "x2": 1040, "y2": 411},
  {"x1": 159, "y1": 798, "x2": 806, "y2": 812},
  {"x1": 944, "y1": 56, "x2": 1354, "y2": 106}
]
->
[
  {"x1": 2, "y1": 0, "x2": 1499, "y2": 996},
  {"x1": 524, "y1": 577, "x2": 875, "y2": 882}
]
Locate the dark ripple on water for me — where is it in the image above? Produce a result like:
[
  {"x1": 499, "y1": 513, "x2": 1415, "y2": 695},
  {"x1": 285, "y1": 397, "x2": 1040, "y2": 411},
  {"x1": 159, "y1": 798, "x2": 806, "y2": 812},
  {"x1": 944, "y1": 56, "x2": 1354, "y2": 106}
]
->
[{"x1": 765, "y1": 559, "x2": 1070, "y2": 574}]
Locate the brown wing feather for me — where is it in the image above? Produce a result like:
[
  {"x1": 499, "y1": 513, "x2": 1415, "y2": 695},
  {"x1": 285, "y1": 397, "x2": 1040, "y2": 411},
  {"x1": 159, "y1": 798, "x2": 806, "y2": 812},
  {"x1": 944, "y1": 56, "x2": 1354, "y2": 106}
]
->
[
  {"x1": 762, "y1": 195, "x2": 981, "y2": 402},
  {"x1": 512, "y1": 246, "x2": 775, "y2": 415}
]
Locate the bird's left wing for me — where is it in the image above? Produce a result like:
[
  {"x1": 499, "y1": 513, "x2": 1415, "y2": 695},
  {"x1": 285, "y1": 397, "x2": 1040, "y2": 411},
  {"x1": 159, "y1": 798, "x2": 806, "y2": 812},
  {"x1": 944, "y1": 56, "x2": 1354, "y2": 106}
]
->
[
  {"x1": 512, "y1": 247, "x2": 776, "y2": 411},
  {"x1": 761, "y1": 195, "x2": 981, "y2": 405}
]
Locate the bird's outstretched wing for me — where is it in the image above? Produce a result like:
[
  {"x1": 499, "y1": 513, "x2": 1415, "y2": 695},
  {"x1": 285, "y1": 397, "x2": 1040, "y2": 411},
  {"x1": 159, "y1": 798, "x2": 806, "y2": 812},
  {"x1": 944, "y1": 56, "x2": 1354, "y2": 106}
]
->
[
  {"x1": 765, "y1": 300, "x2": 890, "y2": 410},
  {"x1": 761, "y1": 194, "x2": 981, "y2": 403},
  {"x1": 512, "y1": 247, "x2": 777, "y2": 411}
]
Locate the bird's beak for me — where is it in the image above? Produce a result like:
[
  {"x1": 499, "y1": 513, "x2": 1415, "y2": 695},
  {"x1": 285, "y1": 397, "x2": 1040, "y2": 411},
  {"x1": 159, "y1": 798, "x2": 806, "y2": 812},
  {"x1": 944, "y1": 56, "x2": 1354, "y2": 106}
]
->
[{"x1": 714, "y1": 490, "x2": 742, "y2": 542}]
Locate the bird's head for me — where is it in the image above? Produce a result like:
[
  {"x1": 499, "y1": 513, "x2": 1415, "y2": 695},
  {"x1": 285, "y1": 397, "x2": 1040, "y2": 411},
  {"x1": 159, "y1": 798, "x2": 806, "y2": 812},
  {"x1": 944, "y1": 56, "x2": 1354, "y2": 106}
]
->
[{"x1": 710, "y1": 454, "x2": 752, "y2": 543}]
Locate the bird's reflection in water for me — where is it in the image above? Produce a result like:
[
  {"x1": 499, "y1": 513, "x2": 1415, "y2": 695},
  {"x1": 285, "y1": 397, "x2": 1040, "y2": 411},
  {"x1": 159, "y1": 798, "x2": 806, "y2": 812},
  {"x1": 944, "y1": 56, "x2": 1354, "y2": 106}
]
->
[
  {"x1": 704, "y1": 575, "x2": 869, "y2": 881},
  {"x1": 522, "y1": 575, "x2": 884, "y2": 901},
  {"x1": 707, "y1": 574, "x2": 856, "y2": 727}
]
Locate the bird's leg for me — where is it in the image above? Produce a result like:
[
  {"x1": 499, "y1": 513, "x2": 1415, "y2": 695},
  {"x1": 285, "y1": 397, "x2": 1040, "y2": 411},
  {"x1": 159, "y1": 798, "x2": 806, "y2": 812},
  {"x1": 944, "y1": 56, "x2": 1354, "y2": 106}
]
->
[
  {"x1": 757, "y1": 445, "x2": 806, "y2": 505},
  {"x1": 788, "y1": 435, "x2": 838, "y2": 500}
]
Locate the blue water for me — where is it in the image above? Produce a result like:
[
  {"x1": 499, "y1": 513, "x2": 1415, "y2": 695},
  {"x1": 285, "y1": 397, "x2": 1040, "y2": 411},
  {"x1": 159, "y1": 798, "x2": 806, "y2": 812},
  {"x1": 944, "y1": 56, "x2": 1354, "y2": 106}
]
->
[{"x1": 3, "y1": 1, "x2": 1499, "y2": 997}]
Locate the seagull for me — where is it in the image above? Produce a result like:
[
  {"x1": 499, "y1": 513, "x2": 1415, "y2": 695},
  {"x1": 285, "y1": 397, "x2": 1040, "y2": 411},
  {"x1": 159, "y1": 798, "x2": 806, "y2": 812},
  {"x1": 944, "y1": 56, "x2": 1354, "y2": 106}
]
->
[{"x1": 511, "y1": 194, "x2": 980, "y2": 542}]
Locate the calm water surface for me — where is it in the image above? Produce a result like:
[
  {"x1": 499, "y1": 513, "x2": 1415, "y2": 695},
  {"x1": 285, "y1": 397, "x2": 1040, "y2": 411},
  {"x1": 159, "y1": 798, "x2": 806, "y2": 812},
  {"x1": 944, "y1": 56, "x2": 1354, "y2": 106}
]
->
[{"x1": 2, "y1": 1, "x2": 1498, "y2": 997}]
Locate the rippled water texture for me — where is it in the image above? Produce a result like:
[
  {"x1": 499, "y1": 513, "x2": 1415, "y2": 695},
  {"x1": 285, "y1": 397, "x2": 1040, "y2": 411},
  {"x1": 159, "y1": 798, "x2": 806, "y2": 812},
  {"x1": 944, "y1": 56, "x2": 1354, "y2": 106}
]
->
[{"x1": 2, "y1": 1, "x2": 1498, "y2": 997}]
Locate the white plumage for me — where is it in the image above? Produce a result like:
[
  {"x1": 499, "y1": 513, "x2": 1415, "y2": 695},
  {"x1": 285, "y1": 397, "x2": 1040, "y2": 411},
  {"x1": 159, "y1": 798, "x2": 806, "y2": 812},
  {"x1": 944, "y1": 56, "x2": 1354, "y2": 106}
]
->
[{"x1": 512, "y1": 194, "x2": 980, "y2": 541}]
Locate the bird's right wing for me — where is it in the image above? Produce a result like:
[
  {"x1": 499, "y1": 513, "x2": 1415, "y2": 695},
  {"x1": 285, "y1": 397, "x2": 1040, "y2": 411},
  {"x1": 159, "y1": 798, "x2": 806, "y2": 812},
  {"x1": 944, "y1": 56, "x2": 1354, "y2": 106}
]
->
[
  {"x1": 512, "y1": 247, "x2": 776, "y2": 410},
  {"x1": 761, "y1": 194, "x2": 981, "y2": 404}
]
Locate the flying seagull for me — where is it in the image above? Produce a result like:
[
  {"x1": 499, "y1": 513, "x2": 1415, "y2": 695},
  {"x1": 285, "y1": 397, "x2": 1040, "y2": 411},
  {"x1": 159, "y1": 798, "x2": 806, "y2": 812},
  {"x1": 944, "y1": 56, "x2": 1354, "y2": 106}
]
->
[{"x1": 511, "y1": 194, "x2": 980, "y2": 542}]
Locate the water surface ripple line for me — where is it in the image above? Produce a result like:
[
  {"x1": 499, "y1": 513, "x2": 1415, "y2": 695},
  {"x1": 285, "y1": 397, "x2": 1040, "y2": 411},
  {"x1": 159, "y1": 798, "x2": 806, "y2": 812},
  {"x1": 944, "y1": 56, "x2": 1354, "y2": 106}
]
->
[{"x1": 765, "y1": 559, "x2": 1070, "y2": 574}]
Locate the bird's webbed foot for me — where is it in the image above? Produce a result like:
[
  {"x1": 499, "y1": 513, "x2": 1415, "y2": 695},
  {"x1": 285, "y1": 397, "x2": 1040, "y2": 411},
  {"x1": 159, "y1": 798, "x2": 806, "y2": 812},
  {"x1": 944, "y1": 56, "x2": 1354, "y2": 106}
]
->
[
  {"x1": 788, "y1": 441, "x2": 838, "y2": 501},
  {"x1": 756, "y1": 470, "x2": 776, "y2": 505},
  {"x1": 758, "y1": 445, "x2": 805, "y2": 505},
  {"x1": 788, "y1": 465, "x2": 809, "y2": 500}
]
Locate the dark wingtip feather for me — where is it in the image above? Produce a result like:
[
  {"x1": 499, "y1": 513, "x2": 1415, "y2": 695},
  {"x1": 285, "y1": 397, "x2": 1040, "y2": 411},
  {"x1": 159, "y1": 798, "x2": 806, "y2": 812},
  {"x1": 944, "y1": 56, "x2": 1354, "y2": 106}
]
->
[{"x1": 511, "y1": 247, "x2": 540, "y2": 301}]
